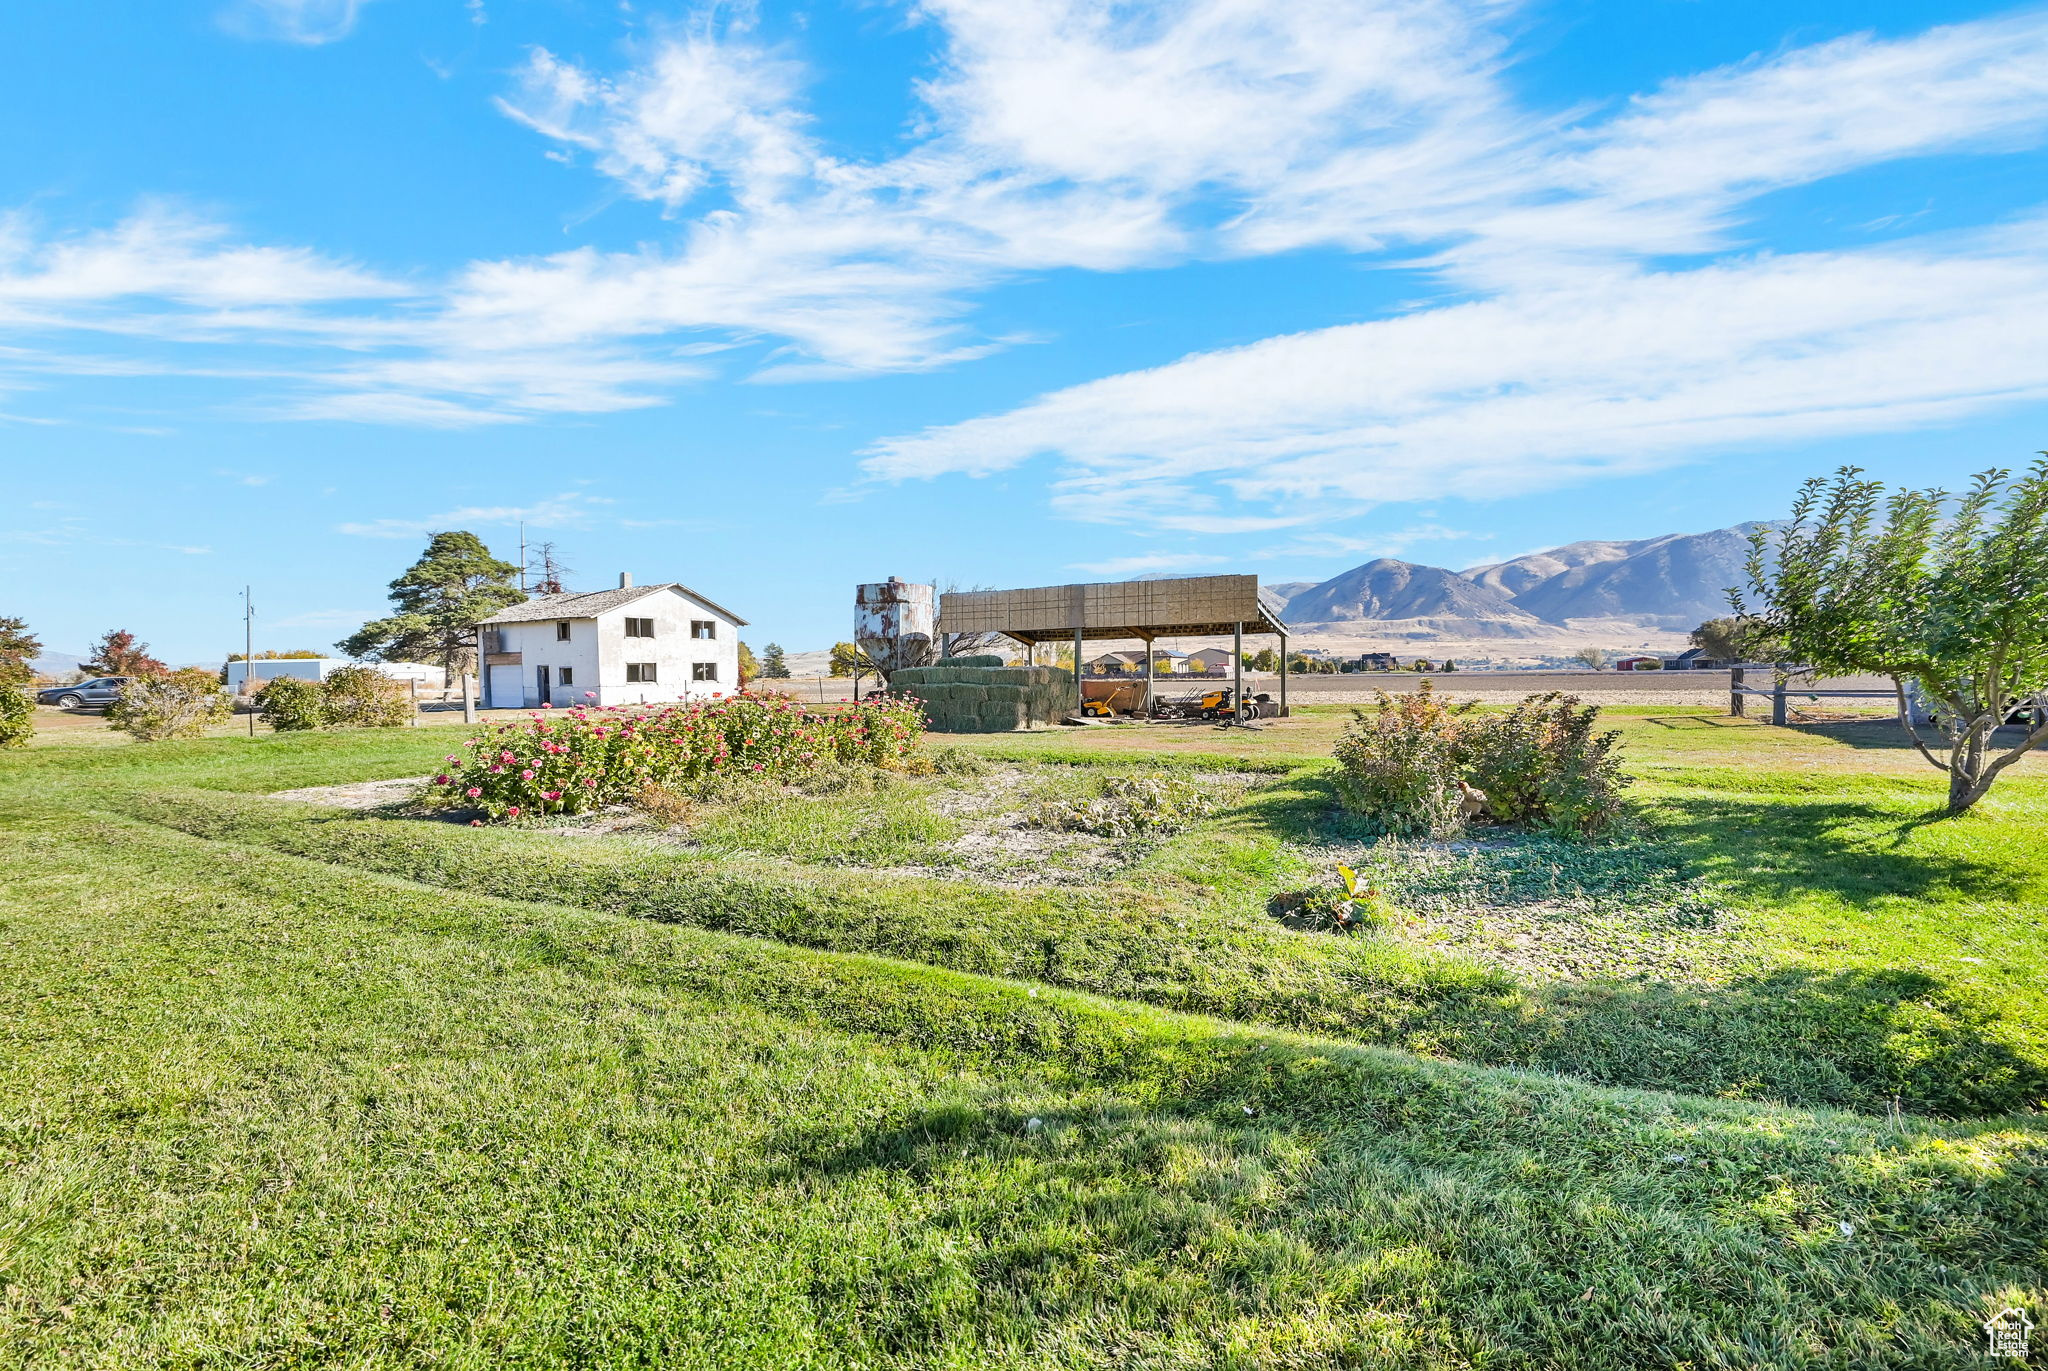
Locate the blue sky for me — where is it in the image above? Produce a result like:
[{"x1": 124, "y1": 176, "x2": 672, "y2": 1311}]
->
[{"x1": 4, "y1": 0, "x2": 2046, "y2": 662}]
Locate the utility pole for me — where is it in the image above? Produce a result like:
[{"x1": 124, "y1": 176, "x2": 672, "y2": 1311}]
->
[
  {"x1": 243, "y1": 586, "x2": 256, "y2": 736},
  {"x1": 518, "y1": 521, "x2": 528, "y2": 593}
]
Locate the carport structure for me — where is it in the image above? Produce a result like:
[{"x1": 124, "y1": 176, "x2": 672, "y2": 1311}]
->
[{"x1": 938, "y1": 574, "x2": 1293, "y2": 719}]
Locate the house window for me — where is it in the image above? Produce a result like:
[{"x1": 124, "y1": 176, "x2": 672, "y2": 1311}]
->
[
  {"x1": 556, "y1": 621, "x2": 572, "y2": 641},
  {"x1": 691, "y1": 620, "x2": 717, "y2": 640},
  {"x1": 625, "y1": 617, "x2": 656, "y2": 638},
  {"x1": 626, "y1": 662, "x2": 658, "y2": 683},
  {"x1": 557, "y1": 667, "x2": 574, "y2": 686},
  {"x1": 692, "y1": 662, "x2": 718, "y2": 682}
]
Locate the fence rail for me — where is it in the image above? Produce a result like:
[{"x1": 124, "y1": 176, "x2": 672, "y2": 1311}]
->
[{"x1": 1728, "y1": 667, "x2": 1898, "y2": 725}]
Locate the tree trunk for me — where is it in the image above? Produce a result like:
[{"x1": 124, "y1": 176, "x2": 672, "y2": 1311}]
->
[{"x1": 1948, "y1": 733, "x2": 1989, "y2": 814}]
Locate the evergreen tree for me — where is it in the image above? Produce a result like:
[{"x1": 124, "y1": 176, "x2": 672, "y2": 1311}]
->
[
  {"x1": 339, "y1": 531, "x2": 524, "y2": 682},
  {"x1": 760, "y1": 643, "x2": 791, "y2": 678},
  {"x1": 84, "y1": 629, "x2": 167, "y2": 677},
  {"x1": 0, "y1": 615, "x2": 42, "y2": 688}
]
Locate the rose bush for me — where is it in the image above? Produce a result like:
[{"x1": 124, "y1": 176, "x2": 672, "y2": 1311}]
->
[{"x1": 424, "y1": 691, "x2": 927, "y2": 820}]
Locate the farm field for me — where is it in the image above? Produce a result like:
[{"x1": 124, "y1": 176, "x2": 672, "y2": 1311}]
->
[{"x1": 2, "y1": 705, "x2": 2043, "y2": 1367}]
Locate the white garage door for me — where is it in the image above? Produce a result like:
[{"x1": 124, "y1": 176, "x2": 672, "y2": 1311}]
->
[{"x1": 487, "y1": 665, "x2": 525, "y2": 709}]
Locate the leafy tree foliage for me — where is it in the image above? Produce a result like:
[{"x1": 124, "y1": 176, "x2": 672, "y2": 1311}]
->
[
  {"x1": 339, "y1": 532, "x2": 523, "y2": 680},
  {"x1": 1573, "y1": 646, "x2": 1608, "y2": 670},
  {"x1": 84, "y1": 629, "x2": 166, "y2": 677},
  {"x1": 255, "y1": 677, "x2": 326, "y2": 731},
  {"x1": 1688, "y1": 616, "x2": 1779, "y2": 664},
  {"x1": 759, "y1": 643, "x2": 791, "y2": 679},
  {"x1": 737, "y1": 642, "x2": 759, "y2": 684},
  {"x1": 828, "y1": 641, "x2": 871, "y2": 677},
  {"x1": 228, "y1": 649, "x2": 325, "y2": 661},
  {"x1": 0, "y1": 615, "x2": 42, "y2": 688},
  {"x1": 0, "y1": 684, "x2": 30, "y2": 749},
  {"x1": 1737, "y1": 460, "x2": 2048, "y2": 814}
]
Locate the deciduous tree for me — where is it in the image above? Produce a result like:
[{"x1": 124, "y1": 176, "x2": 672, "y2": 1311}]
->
[
  {"x1": 1736, "y1": 460, "x2": 2048, "y2": 814},
  {"x1": 0, "y1": 615, "x2": 41, "y2": 688},
  {"x1": 339, "y1": 531, "x2": 523, "y2": 682},
  {"x1": 84, "y1": 629, "x2": 167, "y2": 677}
]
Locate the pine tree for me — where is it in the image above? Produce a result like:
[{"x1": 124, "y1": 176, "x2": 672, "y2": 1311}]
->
[
  {"x1": 84, "y1": 629, "x2": 167, "y2": 677},
  {"x1": 339, "y1": 531, "x2": 524, "y2": 682},
  {"x1": 0, "y1": 616, "x2": 42, "y2": 688},
  {"x1": 760, "y1": 643, "x2": 791, "y2": 678}
]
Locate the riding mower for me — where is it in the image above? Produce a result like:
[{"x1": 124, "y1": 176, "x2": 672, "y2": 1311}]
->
[{"x1": 1152, "y1": 684, "x2": 1247, "y2": 722}]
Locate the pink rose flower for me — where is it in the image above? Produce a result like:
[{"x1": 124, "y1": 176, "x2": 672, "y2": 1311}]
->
[
  {"x1": 542, "y1": 790, "x2": 562, "y2": 800},
  {"x1": 507, "y1": 806, "x2": 521, "y2": 817},
  {"x1": 434, "y1": 774, "x2": 450, "y2": 785},
  {"x1": 470, "y1": 819, "x2": 483, "y2": 827},
  {"x1": 520, "y1": 769, "x2": 536, "y2": 780},
  {"x1": 465, "y1": 787, "x2": 482, "y2": 798}
]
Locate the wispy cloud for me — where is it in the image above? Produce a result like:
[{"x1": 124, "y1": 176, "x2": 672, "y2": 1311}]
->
[
  {"x1": 265, "y1": 607, "x2": 383, "y2": 630},
  {"x1": 335, "y1": 491, "x2": 613, "y2": 539},
  {"x1": 216, "y1": 0, "x2": 373, "y2": 45},
  {"x1": 0, "y1": 524, "x2": 211, "y2": 555},
  {"x1": 1068, "y1": 551, "x2": 1229, "y2": 576},
  {"x1": 866, "y1": 218, "x2": 2048, "y2": 525},
  {"x1": 214, "y1": 468, "x2": 270, "y2": 486},
  {"x1": 1253, "y1": 525, "x2": 1487, "y2": 561}
]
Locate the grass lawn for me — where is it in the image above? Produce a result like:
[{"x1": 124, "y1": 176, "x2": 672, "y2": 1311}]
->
[{"x1": 2, "y1": 709, "x2": 2043, "y2": 1367}]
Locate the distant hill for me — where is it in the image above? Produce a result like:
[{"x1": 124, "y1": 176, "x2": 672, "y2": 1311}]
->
[
  {"x1": 30, "y1": 652, "x2": 84, "y2": 677},
  {"x1": 1272, "y1": 520, "x2": 1773, "y2": 639},
  {"x1": 1282, "y1": 559, "x2": 1546, "y2": 636},
  {"x1": 1502, "y1": 525, "x2": 1769, "y2": 628}
]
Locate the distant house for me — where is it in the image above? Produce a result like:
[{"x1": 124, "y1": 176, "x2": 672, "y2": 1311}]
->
[
  {"x1": 1664, "y1": 647, "x2": 1719, "y2": 669},
  {"x1": 1614, "y1": 656, "x2": 1663, "y2": 671},
  {"x1": 1185, "y1": 647, "x2": 1236, "y2": 675},
  {"x1": 222, "y1": 657, "x2": 440, "y2": 694},
  {"x1": 1087, "y1": 649, "x2": 1194, "y2": 676},
  {"x1": 1348, "y1": 652, "x2": 1401, "y2": 672},
  {"x1": 472, "y1": 574, "x2": 747, "y2": 709}
]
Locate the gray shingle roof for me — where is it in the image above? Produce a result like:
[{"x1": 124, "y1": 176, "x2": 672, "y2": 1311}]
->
[{"x1": 472, "y1": 583, "x2": 749, "y2": 626}]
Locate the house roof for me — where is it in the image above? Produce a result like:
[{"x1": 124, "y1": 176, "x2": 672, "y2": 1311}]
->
[{"x1": 472, "y1": 582, "x2": 749, "y2": 627}]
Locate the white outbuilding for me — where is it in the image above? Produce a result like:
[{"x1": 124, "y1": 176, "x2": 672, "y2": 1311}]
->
[{"x1": 471, "y1": 574, "x2": 748, "y2": 709}]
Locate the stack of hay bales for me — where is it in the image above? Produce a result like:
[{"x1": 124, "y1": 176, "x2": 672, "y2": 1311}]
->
[{"x1": 889, "y1": 655, "x2": 1074, "y2": 732}]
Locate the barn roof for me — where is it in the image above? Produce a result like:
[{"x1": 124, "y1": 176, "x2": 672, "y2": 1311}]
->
[{"x1": 940, "y1": 574, "x2": 1288, "y2": 644}]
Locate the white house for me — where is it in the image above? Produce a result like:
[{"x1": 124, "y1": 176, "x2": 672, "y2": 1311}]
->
[{"x1": 472, "y1": 575, "x2": 748, "y2": 709}]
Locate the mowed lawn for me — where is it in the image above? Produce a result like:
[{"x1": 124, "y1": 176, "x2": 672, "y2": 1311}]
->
[{"x1": 1, "y1": 709, "x2": 2043, "y2": 1368}]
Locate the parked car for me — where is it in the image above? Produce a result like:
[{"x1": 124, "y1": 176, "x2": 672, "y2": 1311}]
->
[{"x1": 37, "y1": 676, "x2": 130, "y2": 710}]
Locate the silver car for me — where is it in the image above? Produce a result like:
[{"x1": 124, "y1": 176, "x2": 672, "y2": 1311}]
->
[{"x1": 36, "y1": 676, "x2": 130, "y2": 710}]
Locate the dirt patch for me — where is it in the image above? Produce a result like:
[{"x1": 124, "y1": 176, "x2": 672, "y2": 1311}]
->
[{"x1": 269, "y1": 777, "x2": 429, "y2": 809}]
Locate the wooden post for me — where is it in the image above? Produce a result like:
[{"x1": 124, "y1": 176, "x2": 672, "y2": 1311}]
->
[
  {"x1": 1073, "y1": 625, "x2": 1084, "y2": 717},
  {"x1": 1233, "y1": 622, "x2": 1243, "y2": 720},
  {"x1": 408, "y1": 676, "x2": 419, "y2": 725},
  {"x1": 1141, "y1": 632, "x2": 1155, "y2": 720},
  {"x1": 1771, "y1": 672, "x2": 1788, "y2": 727},
  {"x1": 462, "y1": 672, "x2": 477, "y2": 724},
  {"x1": 1729, "y1": 666, "x2": 1745, "y2": 718},
  {"x1": 1278, "y1": 633, "x2": 1289, "y2": 717}
]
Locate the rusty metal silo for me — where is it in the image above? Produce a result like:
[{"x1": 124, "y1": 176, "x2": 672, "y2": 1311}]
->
[{"x1": 855, "y1": 578, "x2": 937, "y2": 678}]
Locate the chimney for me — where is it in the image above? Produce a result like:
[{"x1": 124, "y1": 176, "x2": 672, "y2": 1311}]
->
[{"x1": 619, "y1": 572, "x2": 632, "y2": 589}]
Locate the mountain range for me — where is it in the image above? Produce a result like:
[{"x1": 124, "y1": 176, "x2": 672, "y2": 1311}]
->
[{"x1": 1277, "y1": 522, "x2": 1770, "y2": 637}]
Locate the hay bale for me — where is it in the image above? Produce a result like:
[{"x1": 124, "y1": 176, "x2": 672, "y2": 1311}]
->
[
  {"x1": 983, "y1": 684, "x2": 1026, "y2": 703},
  {"x1": 938, "y1": 654, "x2": 1005, "y2": 668}
]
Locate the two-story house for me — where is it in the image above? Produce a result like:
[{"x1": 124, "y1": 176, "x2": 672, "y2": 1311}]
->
[{"x1": 472, "y1": 574, "x2": 747, "y2": 709}]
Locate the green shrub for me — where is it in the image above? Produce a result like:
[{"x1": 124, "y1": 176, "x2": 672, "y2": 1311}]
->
[
  {"x1": 1330, "y1": 685, "x2": 1473, "y2": 837},
  {"x1": 1332, "y1": 684, "x2": 1629, "y2": 838},
  {"x1": 106, "y1": 668, "x2": 231, "y2": 741},
  {"x1": 1463, "y1": 692, "x2": 1630, "y2": 837},
  {"x1": 0, "y1": 685, "x2": 32, "y2": 749},
  {"x1": 319, "y1": 665, "x2": 413, "y2": 728},
  {"x1": 255, "y1": 675, "x2": 326, "y2": 731}
]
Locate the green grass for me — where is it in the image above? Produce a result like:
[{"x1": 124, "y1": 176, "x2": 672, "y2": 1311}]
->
[{"x1": 4, "y1": 718, "x2": 2046, "y2": 1366}]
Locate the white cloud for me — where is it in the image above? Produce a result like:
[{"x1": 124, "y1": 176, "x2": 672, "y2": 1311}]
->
[
  {"x1": 217, "y1": 0, "x2": 373, "y2": 44},
  {"x1": 865, "y1": 220, "x2": 2048, "y2": 523},
  {"x1": 1068, "y1": 551, "x2": 1230, "y2": 576},
  {"x1": 1253, "y1": 524, "x2": 1485, "y2": 560},
  {"x1": 8, "y1": 3, "x2": 2048, "y2": 447},
  {"x1": 335, "y1": 491, "x2": 613, "y2": 539}
]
